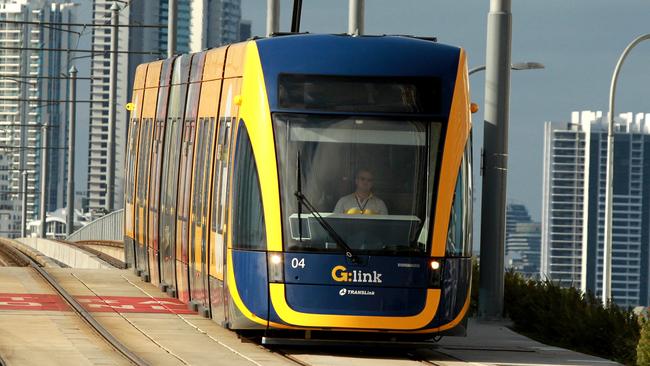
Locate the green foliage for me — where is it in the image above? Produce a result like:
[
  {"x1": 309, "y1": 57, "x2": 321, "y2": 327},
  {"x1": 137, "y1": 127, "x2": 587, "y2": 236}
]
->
[
  {"x1": 638, "y1": 317, "x2": 650, "y2": 365},
  {"x1": 503, "y1": 270, "x2": 640, "y2": 366}
]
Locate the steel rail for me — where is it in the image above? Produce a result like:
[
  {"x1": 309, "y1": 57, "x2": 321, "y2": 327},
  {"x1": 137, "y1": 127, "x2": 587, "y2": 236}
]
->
[
  {"x1": 0, "y1": 241, "x2": 29, "y2": 267},
  {"x1": 0, "y1": 238, "x2": 148, "y2": 366}
]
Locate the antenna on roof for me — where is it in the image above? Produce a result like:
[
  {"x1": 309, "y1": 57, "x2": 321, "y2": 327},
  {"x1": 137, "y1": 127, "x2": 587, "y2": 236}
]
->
[{"x1": 291, "y1": 0, "x2": 303, "y2": 33}]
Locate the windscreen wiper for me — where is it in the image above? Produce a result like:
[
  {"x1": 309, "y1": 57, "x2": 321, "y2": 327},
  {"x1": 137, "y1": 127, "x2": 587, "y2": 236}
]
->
[{"x1": 295, "y1": 151, "x2": 358, "y2": 262}]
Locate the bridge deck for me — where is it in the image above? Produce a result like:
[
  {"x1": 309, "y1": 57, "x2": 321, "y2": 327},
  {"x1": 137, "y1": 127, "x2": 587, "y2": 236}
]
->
[{"x1": 0, "y1": 238, "x2": 624, "y2": 365}]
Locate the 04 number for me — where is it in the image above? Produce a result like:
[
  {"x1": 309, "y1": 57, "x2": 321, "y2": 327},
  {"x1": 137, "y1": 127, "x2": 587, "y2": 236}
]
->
[{"x1": 291, "y1": 258, "x2": 305, "y2": 269}]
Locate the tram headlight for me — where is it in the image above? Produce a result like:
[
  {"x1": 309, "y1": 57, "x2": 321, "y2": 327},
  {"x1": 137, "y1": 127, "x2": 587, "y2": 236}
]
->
[
  {"x1": 429, "y1": 258, "x2": 443, "y2": 288},
  {"x1": 430, "y1": 260, "x2": 441, "y2": 270},
  {"x1": 268, "y1": 252, "x2": 284, "y2": 283}
]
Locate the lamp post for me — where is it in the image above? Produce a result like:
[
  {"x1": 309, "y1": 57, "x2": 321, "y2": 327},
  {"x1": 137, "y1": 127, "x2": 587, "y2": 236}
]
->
[
  {"x1": 478, "y1": 0, "x2": 513, "y2": 320},
  {"x1": 106, "y1": 1, "x2": 119, "y2": 212},
  {"x1": 38, "y1": 122, "x2": 49, "y2": 238},
  {"x1": 168, "y1": 0, "x2": 177, "y2": 58},
  {"x1": 21, "y1": 171, "x2": 27, "y2": 238},
  {"x1": 266, "y1": 0, "x2": 279, "y2": 36},
  {"x1": 471, "y1": 59, "x2": 543, "y2": 317},
  {"x1": 602, "y1": 33, "x2": 650, "y2": 306},
  {"x1": 349, "y1": 0, "x2": 365, "y2": 35},
  {"x1": 66, "y1": 66, "x2": 77, "y2": 236},
  {"x1": 469, "y1": 61, "x2": 545, "y2": 76}
]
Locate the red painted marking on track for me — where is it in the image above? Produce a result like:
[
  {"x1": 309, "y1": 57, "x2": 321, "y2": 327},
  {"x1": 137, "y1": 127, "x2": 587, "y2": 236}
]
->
[
  {"x1": 0, "y1": 294, "x2": 69, "y2": 311},
  {"x1": 0, "y1": 293, "x2": 195, "y2": 314},
  {"x1": 77, "y1": 296, "x2": 195, "y2": 314}
]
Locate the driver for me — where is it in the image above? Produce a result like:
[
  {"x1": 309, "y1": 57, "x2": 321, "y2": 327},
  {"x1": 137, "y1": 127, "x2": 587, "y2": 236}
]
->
[{"x1": 334, "y1": 169, "x2": 388, "y2": 215}]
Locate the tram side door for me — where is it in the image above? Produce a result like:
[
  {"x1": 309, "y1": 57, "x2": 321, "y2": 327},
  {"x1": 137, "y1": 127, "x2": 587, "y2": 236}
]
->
[{"x1": 209, "y1": 115, "x2": 233, "y2": 324}]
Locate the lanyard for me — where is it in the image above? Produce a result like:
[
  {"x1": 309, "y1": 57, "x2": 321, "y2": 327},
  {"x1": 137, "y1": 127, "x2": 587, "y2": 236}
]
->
[{"x1": 355, "y1": 194, "x2": 372, "y2": 213}]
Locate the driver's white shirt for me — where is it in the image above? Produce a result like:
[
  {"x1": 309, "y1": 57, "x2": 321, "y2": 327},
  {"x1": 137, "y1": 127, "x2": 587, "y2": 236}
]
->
[{"x1": 333, "y1": 193, "x2": 388, "y2": 215}]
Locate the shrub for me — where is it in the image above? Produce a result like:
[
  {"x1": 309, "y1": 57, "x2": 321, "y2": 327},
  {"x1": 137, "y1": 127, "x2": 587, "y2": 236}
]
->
[
  {"x1": 638, "y1": 317, "x2": 650, "y2": 365},
  {"x1": 503, "y1": 270, "x2": 640, "y2": 366}
]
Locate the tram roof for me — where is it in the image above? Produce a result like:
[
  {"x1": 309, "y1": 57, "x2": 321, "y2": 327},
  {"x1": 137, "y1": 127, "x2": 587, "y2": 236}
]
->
[
  {"x1": 255, "y1": 33, "x2": 460, "y2": 77},
  {"x1": 255, "y1": 34, "x2": 461, "y2": 114}
]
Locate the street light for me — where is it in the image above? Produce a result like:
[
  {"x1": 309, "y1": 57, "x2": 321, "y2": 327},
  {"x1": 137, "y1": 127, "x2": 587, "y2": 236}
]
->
[
  {"x1": 469, "y1": 58, "x2": 543, "y2": 316},
  {"x1": 267, "y1": 0, "x2": 280, "y2": 36},
  {"x1": 469, "y1": 61, "x2": 545, "y2": 76},
  {"x1": 66, "y1": 66, "x2": 77, "y2": 236},
  {"x1": 602, "y1": 33, "x2": 650, "y2": 306},
  {"x1": 349, "y1": 0, "x2": 365, "y2": 35}
]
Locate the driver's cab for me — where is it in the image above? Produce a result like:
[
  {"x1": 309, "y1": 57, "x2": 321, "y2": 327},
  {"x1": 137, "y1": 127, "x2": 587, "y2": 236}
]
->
[
  {"x1": 275, "y1": 118, "x2": 443, "y2": 256},
  {"x1": 273, "y1": 75, "x2": 443, "y2": 257}
]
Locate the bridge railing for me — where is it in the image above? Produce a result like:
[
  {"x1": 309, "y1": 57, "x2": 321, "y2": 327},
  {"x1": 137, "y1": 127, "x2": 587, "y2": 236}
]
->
[{"x1": 67, "y1": 209, "x2": 123, "y2": 242}]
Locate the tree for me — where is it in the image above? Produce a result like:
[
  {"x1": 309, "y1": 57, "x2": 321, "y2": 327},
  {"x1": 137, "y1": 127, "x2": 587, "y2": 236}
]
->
[{"x1": 637, "y1": 317, "x2": 650, "y2": 366}]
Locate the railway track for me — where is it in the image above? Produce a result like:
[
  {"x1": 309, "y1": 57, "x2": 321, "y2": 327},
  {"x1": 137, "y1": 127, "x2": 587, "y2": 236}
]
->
[
  {"x1": 264, "y1": 342, "x2": 460, "y2": 366},
  {"x1": 0, "y1": 241, "x2": 29, "y2": 267},
  {"x1": 0, "y1": 238, "x2": 473, "y2": 365},
  {"x1": 0, "y1": 238, "x2": 148, "y2": 366}
]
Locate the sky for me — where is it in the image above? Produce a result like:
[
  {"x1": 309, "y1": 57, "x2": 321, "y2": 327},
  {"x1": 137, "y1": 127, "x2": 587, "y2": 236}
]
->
[
  {"x1": 65, "y1": 1, "x2": 650, "y2": 242},
  {"x1": 240, "y1": 0, "x2": 650, "y2": 225}
]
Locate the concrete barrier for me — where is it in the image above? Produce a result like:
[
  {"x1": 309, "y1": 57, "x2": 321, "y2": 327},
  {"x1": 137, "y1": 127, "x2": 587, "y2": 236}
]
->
[
  {"x1": 0, "y1": 237, "x2": 62, "y2": 268},
  {"x1": 16, "y1": 238, "x2": 113, "y2": 269},
  {"x1": 85, "y1": 244, "x2": 125, "y2": 262}
]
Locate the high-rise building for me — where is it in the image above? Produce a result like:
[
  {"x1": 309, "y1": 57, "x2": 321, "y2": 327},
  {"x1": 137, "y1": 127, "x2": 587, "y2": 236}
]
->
[
  {"x1": 86, "y1": 0, "x2": 246, "y2": 214},
  {"x1": 86, "y1": 0, "x2": 161, "y2": 213},
  {"x1": 239, "y1": 19, "x2": 252, "y2": 41},
  {"x1": 0, "y1": 152, "x2": 13, "y2": 236},
  {"x1": 190, "y1": 0, "x2": 242, "y2": 51},
  {"x1": 541, "y1": 111, "x2": 650, "y2": 307},
  {"x1": 159, "y1": 0, "x2": 191, "y2": 55},
  {"x1": 506, "y1": 202, "x2": 532, "y2": 234},
  {"x1": 505, "y1": 203, "x2": 541, "y2": 278},
  {"x1": 0, "y1": 0, "x2": 75, "y2": 237}
]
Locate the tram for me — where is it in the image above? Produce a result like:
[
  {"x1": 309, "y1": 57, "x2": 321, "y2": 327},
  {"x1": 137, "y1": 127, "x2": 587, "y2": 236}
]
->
[{"x1": 123, "y1": 34, "x2": 473, "y2": 340}]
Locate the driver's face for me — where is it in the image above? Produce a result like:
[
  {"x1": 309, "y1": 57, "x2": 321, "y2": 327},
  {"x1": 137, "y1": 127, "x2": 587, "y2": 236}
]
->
[{"x1": 355, "y1": 171, "x2": 374, "y2": 193}]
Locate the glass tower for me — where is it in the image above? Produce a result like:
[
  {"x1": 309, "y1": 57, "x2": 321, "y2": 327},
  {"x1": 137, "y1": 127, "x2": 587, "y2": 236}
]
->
[{"x1": 542, "y1": 111, "x2": 650, "y2": 307}]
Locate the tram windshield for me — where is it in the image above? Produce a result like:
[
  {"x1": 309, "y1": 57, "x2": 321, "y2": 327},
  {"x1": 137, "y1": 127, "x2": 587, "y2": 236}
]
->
[{"x1": 274, "y1": 113, "x2": 442, "y2": 256}]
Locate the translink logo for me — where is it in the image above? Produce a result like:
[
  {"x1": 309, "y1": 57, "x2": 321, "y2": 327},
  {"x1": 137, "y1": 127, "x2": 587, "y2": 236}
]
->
[{"x1": 331, "y1": 265, "x2": 383, "y2": 283}]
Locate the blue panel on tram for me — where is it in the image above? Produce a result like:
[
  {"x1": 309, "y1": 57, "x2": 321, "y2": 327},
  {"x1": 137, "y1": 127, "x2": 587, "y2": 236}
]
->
[
  {"x1": 285, "y1": 283, "x2": 427, "y2": 317},
  {"x1": 283, "y1": 253, "x2": 429, "y2": 288},
  {"x1": 232, "y1": 250, "x2": 268, "y2": 320}
]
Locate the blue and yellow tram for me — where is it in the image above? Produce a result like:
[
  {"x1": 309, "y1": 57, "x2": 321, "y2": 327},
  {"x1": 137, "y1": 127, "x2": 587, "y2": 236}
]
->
[{"x1": 123, "y1": 34, "x2": 473, "y2": 339}]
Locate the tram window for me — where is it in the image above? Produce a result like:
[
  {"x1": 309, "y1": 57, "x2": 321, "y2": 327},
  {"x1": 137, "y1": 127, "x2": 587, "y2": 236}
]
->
[
  {"x1": 191, "y1": 118, "x2": 205, "y2": 220},
  {"x1": 464, "y1": 139, "x2": 473, "y2": 256},
  {"x1": 446, "y1": 166, "x2": 464, "y2": 256},
  {"x1": 136, "y1": 118, "x2": 153, "y2": 202},
  {"x1": 212, "y1": 117, "x2": 232, "y2": 233},
  {"x1": 163, "y1": 117, "x2": 183, "y2": 217},
  {"x1": 278, "y1": 74, "x2": 441, "y2": 114},
  {"x1": 125, "y1": 118, "x2": 139, "y2": 204},
  {"x1": 203, "y1": 118, "x2": 216, "y2": 218},
  {"x1": 210, "y1": 154, "x2": 219, "y2": 232},
  {"x1": 273, "y1": 113, "x2": 441, "y2": 255},
  {"x1": 231, "y1": 121, "x2": 266, "y2": 250},
  {"x1": 446, "y1": 142, "x2": 472, "y2": 257}
]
